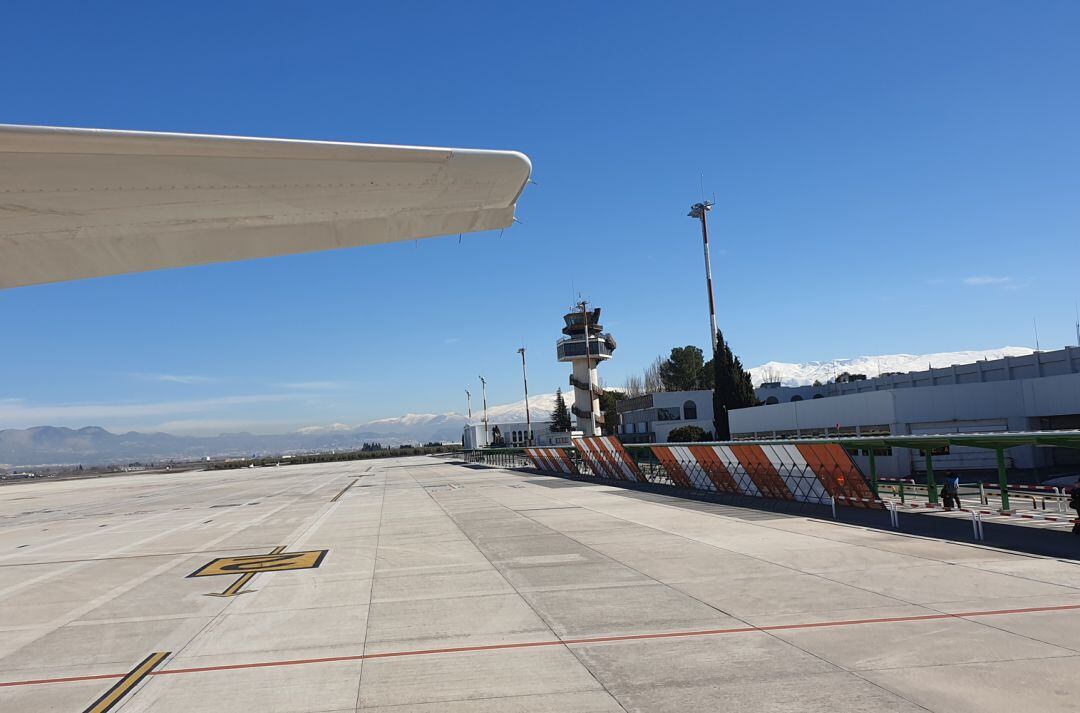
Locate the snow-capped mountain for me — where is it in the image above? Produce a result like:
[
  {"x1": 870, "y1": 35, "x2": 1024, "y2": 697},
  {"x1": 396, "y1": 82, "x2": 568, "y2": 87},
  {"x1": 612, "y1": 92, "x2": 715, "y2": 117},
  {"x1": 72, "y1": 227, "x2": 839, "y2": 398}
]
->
[
  {"x1": 293, "y1": 393, "x2": 565, "y2": 445},
  {"x1": 747, "y1": 347, "x2": 1035, "y2": 387},
  {"x1": 462, "y1": 392, "x2": 561, "y2": 425},
  {"x1": 295, "y1": 422, "x2": 352, "y2": 434}
]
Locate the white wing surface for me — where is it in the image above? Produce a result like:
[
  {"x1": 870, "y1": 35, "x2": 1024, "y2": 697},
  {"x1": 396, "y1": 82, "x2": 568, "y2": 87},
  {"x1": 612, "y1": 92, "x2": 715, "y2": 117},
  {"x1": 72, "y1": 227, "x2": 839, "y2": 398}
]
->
[{"x1": 0, "y1": 125, "x2": 531, "y2": 288}]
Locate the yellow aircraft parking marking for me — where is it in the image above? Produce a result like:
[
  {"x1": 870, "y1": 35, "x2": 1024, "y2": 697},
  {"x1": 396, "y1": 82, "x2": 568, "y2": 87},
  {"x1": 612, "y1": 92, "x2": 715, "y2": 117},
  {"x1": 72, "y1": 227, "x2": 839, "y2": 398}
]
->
[
  {"x1": 191, "y1": 546, "x2": 328, "y2": 597},
  {"x1": 189, "y1": 547, "x2": 328, "y2": 577},
  {"x1": 82, "y1": 651, "x2": 169, "y2": 713},
  {"x1": 330, "y1": 480, "x2": 356, "y2": 502}
]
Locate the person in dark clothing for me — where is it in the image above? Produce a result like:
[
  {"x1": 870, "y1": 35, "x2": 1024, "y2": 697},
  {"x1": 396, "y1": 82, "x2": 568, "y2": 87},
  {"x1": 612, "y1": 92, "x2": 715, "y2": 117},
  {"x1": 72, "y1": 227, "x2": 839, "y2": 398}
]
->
[{"x1": 941, "y1": 472, "x2": 962, "y2": 510}]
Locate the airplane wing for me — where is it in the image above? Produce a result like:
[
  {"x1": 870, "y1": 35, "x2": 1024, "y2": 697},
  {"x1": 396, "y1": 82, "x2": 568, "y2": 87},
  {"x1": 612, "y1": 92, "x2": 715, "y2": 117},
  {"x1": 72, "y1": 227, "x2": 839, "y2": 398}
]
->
[{"x1": 0, "y1": 125, "x2": 531, "y2": 289}]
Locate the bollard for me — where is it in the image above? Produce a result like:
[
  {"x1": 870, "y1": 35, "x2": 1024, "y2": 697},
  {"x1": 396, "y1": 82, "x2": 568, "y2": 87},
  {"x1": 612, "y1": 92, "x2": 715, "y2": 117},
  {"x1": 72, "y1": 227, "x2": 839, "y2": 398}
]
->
[
  {"x1": 995, "y1": 448, "x2": 1010, "y2": 512},
  {"x1": 831, "y1": 495, "x2": 837, "y2": 520},
  {"x1": 969, "y1": 510, "x2": 984, "y2": 541},
  {"x1": 979, "y1": 482, "x2": 986, "y2": 506},
  {"x1": 868, "y1": 449, "x2": 878, "y2": 497}
]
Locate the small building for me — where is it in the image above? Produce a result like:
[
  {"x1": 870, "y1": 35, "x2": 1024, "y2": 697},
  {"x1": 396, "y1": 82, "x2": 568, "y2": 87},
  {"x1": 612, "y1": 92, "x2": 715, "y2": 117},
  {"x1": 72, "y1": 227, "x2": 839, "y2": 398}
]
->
[
  {"x1": 462, "y1": 421, "x2": 578, "y2": 450},
  {"x1": 615, "y1": 390, "x2": 714, "y2": 444}
]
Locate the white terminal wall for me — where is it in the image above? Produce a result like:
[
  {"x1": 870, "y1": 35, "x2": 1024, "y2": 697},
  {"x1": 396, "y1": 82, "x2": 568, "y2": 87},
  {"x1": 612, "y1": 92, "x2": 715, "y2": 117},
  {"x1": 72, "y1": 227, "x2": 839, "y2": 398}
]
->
[{"x1": 731, "y1": 372, "x2": 1080, "y2": 476}]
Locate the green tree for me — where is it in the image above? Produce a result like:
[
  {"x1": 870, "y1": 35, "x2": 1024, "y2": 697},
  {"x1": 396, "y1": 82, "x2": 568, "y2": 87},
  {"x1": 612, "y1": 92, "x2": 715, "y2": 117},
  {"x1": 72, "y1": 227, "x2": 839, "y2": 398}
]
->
[
  {"x1": 699, "y1": 357, "x2": 715, "y2": 389},
  {"x1": 712, "y1": 330, "x2": 758, "y2": 440},
  {"x1": 599, "y1": 389, "x2": 625, "y2": 435},
  {"x1": 667, "y1": 425, "x2": 710, "y2": 443},
  {"x1": 550, "y1": 388, "x2": 572, "y2": 433},
  {"x1": 660, "y1": 346, "x2": 712, "y2": 391}
]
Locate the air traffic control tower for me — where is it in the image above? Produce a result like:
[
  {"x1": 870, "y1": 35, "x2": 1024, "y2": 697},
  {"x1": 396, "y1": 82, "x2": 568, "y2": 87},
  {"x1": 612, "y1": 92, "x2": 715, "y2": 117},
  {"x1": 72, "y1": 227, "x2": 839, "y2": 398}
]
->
[{"x1": 556, "y1": 304, "x2": 617, "y2": 437}]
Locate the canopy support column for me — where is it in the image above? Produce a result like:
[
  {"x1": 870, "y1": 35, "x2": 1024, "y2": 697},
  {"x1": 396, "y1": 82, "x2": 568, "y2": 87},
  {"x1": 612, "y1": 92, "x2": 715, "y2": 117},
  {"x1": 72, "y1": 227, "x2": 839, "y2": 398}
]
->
[
  {"x1": 924, "y1": 450, "x2": 938, "y2": 505},
  {"x1": 868, "y1": 449, "x2": 878, "y2": 497},
  {"x1": 996, "y1": 447, "x2": 1010, "y2": 512}
]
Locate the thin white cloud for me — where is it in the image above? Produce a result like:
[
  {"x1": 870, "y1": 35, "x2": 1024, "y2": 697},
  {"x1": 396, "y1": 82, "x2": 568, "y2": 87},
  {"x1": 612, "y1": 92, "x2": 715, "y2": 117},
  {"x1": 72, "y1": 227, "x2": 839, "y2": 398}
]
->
[
  {"x1": 0, "y1": 394, "x2": 301, "y2": 427},
  {"x1": 962, "y1": 275, "x2": 1018, "y2": 288},
  {"x1": 129, "y1": 372, "x2": 218, "y2": 385},
  {"x1": 274, "y1": 381, "x2": 349, "y2": 390},
  {"x1": 443, "y1": 337, "x2": 462, "y2": 344}
]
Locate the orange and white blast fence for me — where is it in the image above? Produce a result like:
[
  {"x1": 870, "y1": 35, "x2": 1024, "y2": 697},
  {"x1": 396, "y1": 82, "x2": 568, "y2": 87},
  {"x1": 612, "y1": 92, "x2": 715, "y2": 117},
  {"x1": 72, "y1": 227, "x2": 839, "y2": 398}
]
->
[{"x1": 523, "y1": 437, "x2": 882, "y2": 511}]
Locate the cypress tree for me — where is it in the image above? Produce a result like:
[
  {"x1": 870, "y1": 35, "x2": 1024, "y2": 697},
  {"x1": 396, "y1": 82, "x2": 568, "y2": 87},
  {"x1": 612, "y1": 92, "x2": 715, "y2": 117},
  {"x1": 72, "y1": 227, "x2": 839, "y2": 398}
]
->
[
  {"x1": 550, "y1": 388, "x2": 572, "y2": 433},
  {"x1": 598, "y1": 389, "x2": 624, "y2": 435},
  {"x1": 712, "y1": 330, "x2": 758, "y2": 440}
]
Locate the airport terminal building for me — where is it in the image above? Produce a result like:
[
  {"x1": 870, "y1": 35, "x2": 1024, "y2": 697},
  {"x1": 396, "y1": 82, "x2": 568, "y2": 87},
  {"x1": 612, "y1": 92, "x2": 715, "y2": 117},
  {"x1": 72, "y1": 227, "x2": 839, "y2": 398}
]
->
[
  {"x1": 731, "y1": 346, "x2": 1080, "y2": 477},
  {"x1": 462, "y1": 421, "x2": 576, "y2": 450},
  {"x1": 471, "y1": 348, "x2": 1080, "y2": 478}
]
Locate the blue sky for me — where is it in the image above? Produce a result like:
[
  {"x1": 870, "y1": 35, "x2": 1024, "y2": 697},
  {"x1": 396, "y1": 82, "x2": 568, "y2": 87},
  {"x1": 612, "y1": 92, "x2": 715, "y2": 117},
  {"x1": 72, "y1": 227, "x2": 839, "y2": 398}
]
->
[{"x1": 1, "y1": 1, "x2": 1078, "y2": 434}]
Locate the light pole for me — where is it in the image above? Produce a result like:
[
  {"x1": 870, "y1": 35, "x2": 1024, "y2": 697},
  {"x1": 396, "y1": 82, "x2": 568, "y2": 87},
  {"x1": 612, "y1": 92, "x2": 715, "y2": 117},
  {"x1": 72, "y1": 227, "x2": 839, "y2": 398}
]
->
[
  {"x1": 688, "y1": 201, "x2": 718, "y2": 358},
  {"x1": 465, "y1": 388, "x2": 472, "y2": 420},
  {"x1": 478, "y1": 376, "x2": 489, "y2": 447},
  {"x1": 517, "y1": 347, "x2": 532, "y2": 446}
]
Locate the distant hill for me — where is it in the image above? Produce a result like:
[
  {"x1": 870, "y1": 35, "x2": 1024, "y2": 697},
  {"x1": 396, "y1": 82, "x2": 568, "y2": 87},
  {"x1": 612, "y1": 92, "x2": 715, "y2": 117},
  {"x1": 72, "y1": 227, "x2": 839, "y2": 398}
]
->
[
  {"x1": 0, "y1": 425, "x2": 406, "y2": 468},
  {"x1": 0, "y1": 394, "x2": 565, "y2": 467},
  {"x1": 294, "y1": 392, "x2": 564, "y2": 443}
]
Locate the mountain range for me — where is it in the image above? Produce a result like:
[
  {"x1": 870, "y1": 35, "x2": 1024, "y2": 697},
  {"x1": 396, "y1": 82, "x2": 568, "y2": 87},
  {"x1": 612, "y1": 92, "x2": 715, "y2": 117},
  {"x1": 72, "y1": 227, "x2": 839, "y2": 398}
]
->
[
  {"x1": 0, "y1": 393, "x2": 566, "y2": 468},
  {"x1": 0, "y1": 348, "x2": 1035, "y2": 467},
  {"x1": 747, "y1": 346, "x2": 1034, "y2": 387}
]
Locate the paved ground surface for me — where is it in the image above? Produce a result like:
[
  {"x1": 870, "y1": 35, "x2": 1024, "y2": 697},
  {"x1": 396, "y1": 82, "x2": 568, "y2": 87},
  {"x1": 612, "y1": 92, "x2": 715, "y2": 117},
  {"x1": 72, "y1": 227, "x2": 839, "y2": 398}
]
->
[{"x1": 1, "y1": 456, "x2": 1079, "y2": 712}]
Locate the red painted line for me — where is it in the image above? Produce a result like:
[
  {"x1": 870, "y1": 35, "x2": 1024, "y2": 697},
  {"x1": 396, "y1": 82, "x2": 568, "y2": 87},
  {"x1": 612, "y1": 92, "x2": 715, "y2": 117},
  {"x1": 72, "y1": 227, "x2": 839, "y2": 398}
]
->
[
  {"x1": 5, "y1": 603, "x2": 1079, "y2": 689},
  {"x1": 0, "y1": 672, "x2": 125, "y2": 688}
]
